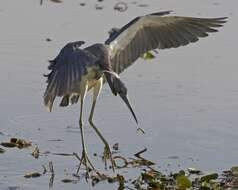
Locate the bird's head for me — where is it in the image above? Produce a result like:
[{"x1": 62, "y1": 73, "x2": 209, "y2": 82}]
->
[{"x1": 104, "y1": 71, "x2": 138, "y2": 124}]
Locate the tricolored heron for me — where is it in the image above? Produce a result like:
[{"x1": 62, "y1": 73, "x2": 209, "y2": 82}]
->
[{"x1": 43, "y1": 11, "x2": 227, "y2": 174}]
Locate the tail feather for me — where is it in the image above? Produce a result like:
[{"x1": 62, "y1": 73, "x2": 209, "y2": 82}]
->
[
  {"x1": 70, "y1": 94, "x2": 80, "y2": 104},
  {"x1": 59, "y1": 94, "x2": 80, "y2": 107},
  {"x1": 44, "y1": 94, "x2": 55, "y2": 112},
  {"x1": 59, "y1": 95, "x2": 69, "y2": 107}
]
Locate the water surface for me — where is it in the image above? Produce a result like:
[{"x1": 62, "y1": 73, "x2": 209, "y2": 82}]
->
[{"x1": 0, "y1": 0, "x2": 237, "y2": 189}]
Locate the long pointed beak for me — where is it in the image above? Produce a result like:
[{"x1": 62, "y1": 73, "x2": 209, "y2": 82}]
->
[{"x1": 119, "y1": 93, "x2": 138, "y2": 124}]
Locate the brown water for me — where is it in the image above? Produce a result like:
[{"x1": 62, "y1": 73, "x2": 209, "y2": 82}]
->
[{"x1": 0, "y1": 0, "x2": 237, "y2": 189}]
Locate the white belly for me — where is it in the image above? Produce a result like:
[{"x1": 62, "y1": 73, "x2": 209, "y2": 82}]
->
[{"x1": 87, "y1": 79, "x2": 101, "y2": 90}]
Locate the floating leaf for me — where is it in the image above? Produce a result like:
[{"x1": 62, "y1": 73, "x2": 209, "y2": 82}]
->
[
  {"x1": 1, "y1": 142, "x2": 17, "y2": 148},
  {"x1": 188, "y1": 167, "x2": 202, "y2": 175},
  {"x1": 142, "y1": 170, "x2": 161, "y2": 181},
  {"x1": 24, "y1": 172, "x2": 41, "y2": 178},
  {"x1": 79, "y1": 3, "x2": 86, "y2": 6},
  {"x1": 61, "y1": 179, "x2": 77, "y2": 183},
  {"x1": 31, "y1": 147, "x2": 40, "y2": 159},
  {"x1": 49, "y1": 0, "x2": 62, "y2": 3},
  {"x1": 129, "y1": 158, "x2": 155, "y2": 167},
  {"x1": 0, "y1": 147, "x2": 5, "y2": 153},
  {"x1": 200, "y1": 173, "x2": 218, "y2": 182},
  {"x1": 176, "y1": 174, "x2": 192, "y2": 190},
  {"x1": 10, "y1": 138, "x2": 31, "y2": 148},
  {"x1": 231, "y1": 166, "x2": 238, "y2": 176}
]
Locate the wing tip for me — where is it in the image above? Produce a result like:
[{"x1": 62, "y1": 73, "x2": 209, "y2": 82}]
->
[
  {"x1": 217, "y1": 17, "x2": 228, "y2": 24},
  {"x1": 46, "y1": 106, "x2": 52, "y2": 112},
  {"x1": 44, "y1": 101, "x2": 53, "y2": 112},
  {"x1": 44, "y1": 94, "x2": 54, "y2": 112},
  {"x1": 59, "y1": 95, "x2": 69, "y2": 107}
]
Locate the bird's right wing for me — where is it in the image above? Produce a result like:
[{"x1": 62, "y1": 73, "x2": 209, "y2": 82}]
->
[
  {"x1": 105, "y1": 11, "x2": 227, "y2": 74},
  {"x1": 43, "y1": 41, "x2": 98, "y2": 111}
]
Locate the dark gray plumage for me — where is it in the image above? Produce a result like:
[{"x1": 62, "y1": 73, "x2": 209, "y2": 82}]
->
[
  {"x1": 106, "y1": 12, "x2": 227, "y2": 74},
  {"x1": 43, "y1": 11, "x2": 227, "y2": 174},
  {"x1": 44, "y1": 41, "x2": 98, "y2": 111}
]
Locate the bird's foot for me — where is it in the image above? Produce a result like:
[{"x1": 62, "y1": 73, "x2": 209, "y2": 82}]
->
[
  {"x1": 102, "y1": 144, "x2": 116, "y2": 171},
  {"x1": 77, "y1": 149, "x2": 98, "y2": 179}
]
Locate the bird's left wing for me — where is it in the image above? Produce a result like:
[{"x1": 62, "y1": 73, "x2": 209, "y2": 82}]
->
[
  {"x1": 105, "y1": 11, "x2": 227, "y2": 74},
  {"x1": 44, "y1": 41, "x2": 98, "y2": 111}
]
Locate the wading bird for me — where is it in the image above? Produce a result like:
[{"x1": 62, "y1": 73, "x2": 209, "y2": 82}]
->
[{"x1": 43, "y1": 11, "x2": 227, "y2": 174}]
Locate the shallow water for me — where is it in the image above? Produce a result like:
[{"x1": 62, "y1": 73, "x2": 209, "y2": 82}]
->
[{"x1": 0, "y1": 0, "x2": 237, "y2": 189}]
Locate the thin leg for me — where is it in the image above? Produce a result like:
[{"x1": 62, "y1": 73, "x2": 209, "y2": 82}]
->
[
  {"x1": 88, "y1": 78, "x2": 115, "y2": 171},
  {"x1": 76, "y1": 82, "x2": 96, "y2": 178}
]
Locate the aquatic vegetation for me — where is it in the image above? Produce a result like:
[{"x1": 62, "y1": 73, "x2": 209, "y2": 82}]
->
[
  {"x1": 24, "y1": 172, "x2": 41, "y2": 178},
  {"x1": 0, "y1": 147, "x2": 5, "y2": 153},
  {"x1": 31, "y1": 146, "x2": 40, "y2": 159},
  {"x1": 1, "y1": 138, "x2": 31, "y2": 149},
  {"x1": 1, "y1": 136, "x2": 238, "y2": 189}
]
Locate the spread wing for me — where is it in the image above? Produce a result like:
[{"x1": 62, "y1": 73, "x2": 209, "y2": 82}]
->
[
  {"x1": 43, "y1": 41, "x2": 98, "y2": 111},
  {"x1": 105, "y1": 11, "x2": 227, "y2": 74}
]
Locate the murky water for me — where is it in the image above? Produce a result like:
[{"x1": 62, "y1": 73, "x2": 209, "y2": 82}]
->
[{"x1": 0, "y1": 0, "x2": 237, "y2": 189}]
